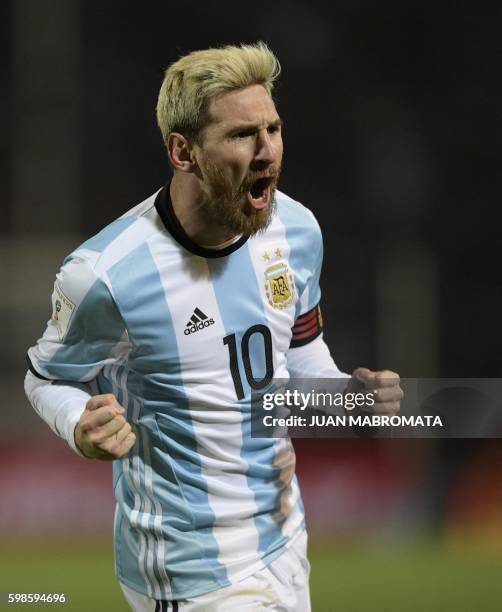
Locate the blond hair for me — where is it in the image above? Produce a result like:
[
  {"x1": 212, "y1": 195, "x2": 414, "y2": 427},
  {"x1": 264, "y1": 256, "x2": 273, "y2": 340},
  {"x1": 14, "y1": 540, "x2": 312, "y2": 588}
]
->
[{"x1": 156, "y1": 42, "x2": 281, "y2": 144}]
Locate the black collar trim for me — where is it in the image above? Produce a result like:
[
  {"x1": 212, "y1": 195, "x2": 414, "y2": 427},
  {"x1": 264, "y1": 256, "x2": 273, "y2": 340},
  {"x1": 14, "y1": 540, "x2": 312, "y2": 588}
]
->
[{"x1": 154, "y1": 185, "x2": 249, "y2": 259}]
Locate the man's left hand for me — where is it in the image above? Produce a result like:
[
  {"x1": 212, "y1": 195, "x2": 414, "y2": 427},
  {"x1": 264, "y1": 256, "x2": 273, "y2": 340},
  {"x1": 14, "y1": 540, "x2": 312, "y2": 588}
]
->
[{"x1": 346, "y1": 367, "x2": 403, "y2": 416}]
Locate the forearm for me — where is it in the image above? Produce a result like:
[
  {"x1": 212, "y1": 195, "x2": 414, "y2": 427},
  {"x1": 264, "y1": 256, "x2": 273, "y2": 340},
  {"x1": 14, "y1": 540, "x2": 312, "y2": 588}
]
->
[
  {"x1": 24, "y1": 370, "x2": 91, "y2": 456},
  {"x1": 285, "y1": 334, "x2": 351, "y2": 419},
  {"x1": 287, "y1": 334, "x2": 350, "y2": 392}
]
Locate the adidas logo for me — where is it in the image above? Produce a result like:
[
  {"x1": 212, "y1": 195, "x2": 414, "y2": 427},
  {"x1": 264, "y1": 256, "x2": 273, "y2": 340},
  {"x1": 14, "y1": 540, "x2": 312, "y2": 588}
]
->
[{"x1": 184, "y1": 307, "x2": 215, "y2": 335}]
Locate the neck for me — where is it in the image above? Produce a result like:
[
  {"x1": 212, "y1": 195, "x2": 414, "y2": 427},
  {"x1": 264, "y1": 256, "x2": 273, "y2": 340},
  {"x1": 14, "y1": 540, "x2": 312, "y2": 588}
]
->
[{"x1": 170, "y1": 172, "x2": 237, "y2": 247}]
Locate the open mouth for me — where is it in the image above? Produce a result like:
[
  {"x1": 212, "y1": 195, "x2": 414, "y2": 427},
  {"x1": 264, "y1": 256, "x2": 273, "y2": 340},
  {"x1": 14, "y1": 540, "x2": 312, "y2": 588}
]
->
[{"x1": 247, "y1": 176, "x2": 274, "y2": 210}]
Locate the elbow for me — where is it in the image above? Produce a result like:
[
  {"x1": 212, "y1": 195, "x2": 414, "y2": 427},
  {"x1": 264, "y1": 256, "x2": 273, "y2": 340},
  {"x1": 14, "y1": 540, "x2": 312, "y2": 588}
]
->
[
  {"x1": 24, "y1": 369, "x2": 50, "y2": 406},
  {"x1": 24, "y1": 369, "x2": 34, "y2": 402}
]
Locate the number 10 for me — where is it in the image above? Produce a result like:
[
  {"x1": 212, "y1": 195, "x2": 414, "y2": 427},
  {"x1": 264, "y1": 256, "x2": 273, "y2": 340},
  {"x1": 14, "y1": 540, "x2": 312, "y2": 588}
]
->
[{"x1": 223, "y1": 324, "x2": 273, "y2": 400}]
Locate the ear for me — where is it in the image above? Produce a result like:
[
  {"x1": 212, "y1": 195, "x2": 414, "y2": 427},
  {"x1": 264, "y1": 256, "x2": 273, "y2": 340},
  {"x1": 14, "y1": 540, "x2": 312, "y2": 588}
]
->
[{"x1": 167, "y1": 132, "x2": 197, "y2": 172}]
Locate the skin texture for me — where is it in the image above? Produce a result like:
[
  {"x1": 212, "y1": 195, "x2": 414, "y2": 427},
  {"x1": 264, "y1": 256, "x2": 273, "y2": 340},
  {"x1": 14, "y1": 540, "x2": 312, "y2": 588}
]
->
[
  {"x1": 346, "y1": 368, "x2": 403, "y2": 416},
  {"x1": 74, "y1": 394, "x2": 135, "y2": 460},
  {"x1": 74, "y1": 84, "x2": 402, "y2": 459}
]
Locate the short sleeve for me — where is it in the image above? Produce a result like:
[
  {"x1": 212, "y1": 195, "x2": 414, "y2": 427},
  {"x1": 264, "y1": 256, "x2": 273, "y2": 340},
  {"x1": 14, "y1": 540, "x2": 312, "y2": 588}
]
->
[{"x1": 27, "y1": 254, "x2": 129, "y2": 382}]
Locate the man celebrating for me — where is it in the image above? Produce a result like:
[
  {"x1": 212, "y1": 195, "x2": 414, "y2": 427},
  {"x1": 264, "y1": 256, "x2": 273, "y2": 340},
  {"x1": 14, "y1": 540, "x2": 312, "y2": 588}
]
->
[{"x1": 25, "y1": 43, "x2": 402, "y2": 611}]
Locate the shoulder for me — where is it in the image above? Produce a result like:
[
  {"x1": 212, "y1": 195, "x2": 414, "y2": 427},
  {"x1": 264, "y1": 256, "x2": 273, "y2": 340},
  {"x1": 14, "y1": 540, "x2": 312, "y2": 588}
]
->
[
  {"x1": 274, "y1": 190, "x2": 322, "y2": 243},
  {"x1": 55, "y1": 189, "x2": 163, "y2": 302},
  {"x1": 64, "y1": 189, "x2": 163, "y2": 275}
]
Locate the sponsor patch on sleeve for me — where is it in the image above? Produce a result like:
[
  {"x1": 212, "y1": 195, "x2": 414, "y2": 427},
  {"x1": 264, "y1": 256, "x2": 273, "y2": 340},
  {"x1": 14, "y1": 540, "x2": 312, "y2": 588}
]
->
[{"x1": 51, "y1": 282, "x2": 76, "y2": 340}]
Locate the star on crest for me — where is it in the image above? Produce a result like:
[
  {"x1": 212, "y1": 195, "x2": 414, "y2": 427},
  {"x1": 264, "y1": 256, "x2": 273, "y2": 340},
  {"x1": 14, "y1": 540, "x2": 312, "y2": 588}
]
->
[
  {"x1": 263, "y1": 251, "x2": 271, "y2": 261},
  {"x1": 274, "y1": 248, "x2": 282, "y2": 258}
]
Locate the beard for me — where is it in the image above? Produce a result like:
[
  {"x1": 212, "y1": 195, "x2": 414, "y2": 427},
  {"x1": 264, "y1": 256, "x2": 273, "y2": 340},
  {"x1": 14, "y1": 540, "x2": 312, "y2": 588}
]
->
[{"x1": 198, "y1": 158, "x2": 281, "y2": 237}]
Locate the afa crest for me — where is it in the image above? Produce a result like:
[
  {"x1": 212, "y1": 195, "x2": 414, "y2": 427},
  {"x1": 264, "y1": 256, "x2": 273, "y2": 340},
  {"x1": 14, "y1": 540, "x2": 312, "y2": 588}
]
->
[{"x1": 264, "y1": 261, "x2": 294, "y2": 309}]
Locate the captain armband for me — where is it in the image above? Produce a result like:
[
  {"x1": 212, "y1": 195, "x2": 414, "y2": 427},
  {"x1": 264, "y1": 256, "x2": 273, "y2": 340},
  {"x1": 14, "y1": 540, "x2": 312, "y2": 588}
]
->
[{"x1": 289, "y1": 304, "x2": 323, "y2": 348}]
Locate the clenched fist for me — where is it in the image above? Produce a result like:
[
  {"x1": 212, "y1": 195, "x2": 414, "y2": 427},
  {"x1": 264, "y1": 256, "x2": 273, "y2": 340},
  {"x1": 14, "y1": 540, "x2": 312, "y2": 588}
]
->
[
  {"x1": 74, "y1": 394, "x2": 136, "y2": 460},
  {"x1": 346, "y1": 367, "x2": 403, "y2": 416}
]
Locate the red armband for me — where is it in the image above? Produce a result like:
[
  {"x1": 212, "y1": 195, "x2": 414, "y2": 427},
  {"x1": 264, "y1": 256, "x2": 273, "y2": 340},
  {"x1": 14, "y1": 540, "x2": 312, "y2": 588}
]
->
[{"x1": 289, "y1": 304, "x2": 323, "y2": 348}]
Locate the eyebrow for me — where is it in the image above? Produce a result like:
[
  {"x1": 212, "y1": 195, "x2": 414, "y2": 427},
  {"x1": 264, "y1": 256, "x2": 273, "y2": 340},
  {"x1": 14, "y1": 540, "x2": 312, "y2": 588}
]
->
[{"x1": 227, "y1": 117, "x2": 283, "y2": 135}]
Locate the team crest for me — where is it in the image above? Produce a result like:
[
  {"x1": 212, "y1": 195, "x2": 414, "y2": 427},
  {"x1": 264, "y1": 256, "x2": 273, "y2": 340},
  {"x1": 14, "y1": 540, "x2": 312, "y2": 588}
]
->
[{"x1": 264, "y1": 261, "x2": 294, "y2": 309}]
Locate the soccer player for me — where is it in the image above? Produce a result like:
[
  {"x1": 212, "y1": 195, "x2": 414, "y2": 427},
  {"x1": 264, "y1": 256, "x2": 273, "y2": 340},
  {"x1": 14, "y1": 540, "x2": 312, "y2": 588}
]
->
[{"x1": 25, "y1": 43, "x2": 402, "y2": 611}]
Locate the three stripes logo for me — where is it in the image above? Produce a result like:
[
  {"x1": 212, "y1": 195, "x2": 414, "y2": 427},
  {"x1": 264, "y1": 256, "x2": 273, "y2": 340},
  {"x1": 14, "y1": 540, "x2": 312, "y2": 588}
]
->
[{"x1": 184, "y1": 307, "x2": 215, "y2": 335}]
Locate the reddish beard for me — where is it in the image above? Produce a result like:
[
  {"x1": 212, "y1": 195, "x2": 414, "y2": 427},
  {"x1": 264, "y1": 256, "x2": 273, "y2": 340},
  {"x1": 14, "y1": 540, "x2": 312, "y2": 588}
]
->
[{"x1": 199, "y1": 159, "x2": 281, "y2": 237}]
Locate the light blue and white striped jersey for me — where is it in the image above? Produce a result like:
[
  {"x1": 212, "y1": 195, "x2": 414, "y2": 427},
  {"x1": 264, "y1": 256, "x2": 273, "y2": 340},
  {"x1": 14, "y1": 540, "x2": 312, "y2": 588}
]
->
[{"x1": 27, "y1": 186, "x2": 324, "y2": 600}]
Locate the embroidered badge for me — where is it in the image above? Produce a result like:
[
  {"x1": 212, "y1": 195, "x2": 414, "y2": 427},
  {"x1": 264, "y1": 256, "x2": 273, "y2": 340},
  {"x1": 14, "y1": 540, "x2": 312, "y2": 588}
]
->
[
  {"x1": 265, "y1": 261, "x2": 294, "y2": 309},
  {"x1": 51, "y1": 282, "x2": 76, "y2": 340}
]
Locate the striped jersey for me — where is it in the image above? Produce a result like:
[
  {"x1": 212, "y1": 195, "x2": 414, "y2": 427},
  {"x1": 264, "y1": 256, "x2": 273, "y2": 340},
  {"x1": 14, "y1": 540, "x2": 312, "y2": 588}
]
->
[{"x1": 27, "y1": 185, "x2": 324, "y2": 600}]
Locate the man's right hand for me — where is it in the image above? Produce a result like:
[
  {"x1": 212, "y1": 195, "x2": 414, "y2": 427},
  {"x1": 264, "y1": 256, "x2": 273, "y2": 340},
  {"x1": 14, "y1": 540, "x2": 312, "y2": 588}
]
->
[{"x1": 74, "y1": 394, "x2": 136, "y2": 460}]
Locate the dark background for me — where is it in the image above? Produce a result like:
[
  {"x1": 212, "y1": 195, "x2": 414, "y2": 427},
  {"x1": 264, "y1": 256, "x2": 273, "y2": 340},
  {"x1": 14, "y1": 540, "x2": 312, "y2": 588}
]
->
[
  {"x1": 1, "y1": 2, "x2": 501, "y2": 609},
  {"x1": 2, "y1": 0, "x2": 500, "y2": 379}
]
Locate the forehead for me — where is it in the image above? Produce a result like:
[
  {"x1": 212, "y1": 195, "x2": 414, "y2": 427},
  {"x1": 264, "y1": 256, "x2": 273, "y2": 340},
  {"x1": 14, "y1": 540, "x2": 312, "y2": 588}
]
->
[{"x1": 206, "y1": 84, "x2": 279, "y2": 128}]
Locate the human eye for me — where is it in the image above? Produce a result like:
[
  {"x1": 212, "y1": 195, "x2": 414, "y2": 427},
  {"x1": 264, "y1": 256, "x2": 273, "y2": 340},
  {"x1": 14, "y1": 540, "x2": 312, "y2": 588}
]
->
[
  {"x1": 232, "y1": 129, "x2": 254, "y2": 139},
  {"x1": 267, "y1": 123, "x2": 281, "y2": 135}
]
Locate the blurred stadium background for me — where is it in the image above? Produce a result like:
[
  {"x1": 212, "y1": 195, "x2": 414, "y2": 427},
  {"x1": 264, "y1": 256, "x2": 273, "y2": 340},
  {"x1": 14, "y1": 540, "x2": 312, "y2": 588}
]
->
[{"x1": 1, "y1": 1, "x2": 501, "y2": 610}]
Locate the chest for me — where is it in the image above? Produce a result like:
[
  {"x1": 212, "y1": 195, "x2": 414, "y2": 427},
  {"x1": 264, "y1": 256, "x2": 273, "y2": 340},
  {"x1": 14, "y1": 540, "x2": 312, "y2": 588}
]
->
[{"x1": 116, "y1": 238, "x2": 299, "y2": 391}]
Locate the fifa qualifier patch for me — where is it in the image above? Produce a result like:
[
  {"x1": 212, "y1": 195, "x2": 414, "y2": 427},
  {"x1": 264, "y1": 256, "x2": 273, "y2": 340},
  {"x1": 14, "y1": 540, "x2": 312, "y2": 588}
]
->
[
  {"x1": 264, "y1": 260, "x2": 294, "y2": 309},
  {"x1": 51, "y1": 282, "x2": 76, "y2": 340}
]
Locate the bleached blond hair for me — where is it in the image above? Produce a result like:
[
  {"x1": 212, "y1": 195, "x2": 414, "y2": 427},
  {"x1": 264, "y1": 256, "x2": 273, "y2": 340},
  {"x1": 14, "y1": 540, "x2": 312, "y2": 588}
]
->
[{"x1": 156, "y1": 42, "x2": 281, "y2": 144}]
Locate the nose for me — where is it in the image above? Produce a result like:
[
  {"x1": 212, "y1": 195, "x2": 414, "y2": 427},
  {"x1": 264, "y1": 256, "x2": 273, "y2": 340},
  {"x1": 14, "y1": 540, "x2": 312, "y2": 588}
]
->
[{"x1": 254, "y1": 129, "x2": 275, "y2": 166}]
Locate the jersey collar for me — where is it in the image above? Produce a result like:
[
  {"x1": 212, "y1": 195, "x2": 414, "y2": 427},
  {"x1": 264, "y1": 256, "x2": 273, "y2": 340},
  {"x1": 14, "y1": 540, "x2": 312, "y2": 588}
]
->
[{"x1": 154, "y1": 185, "x2": 249, "y2": 259}]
